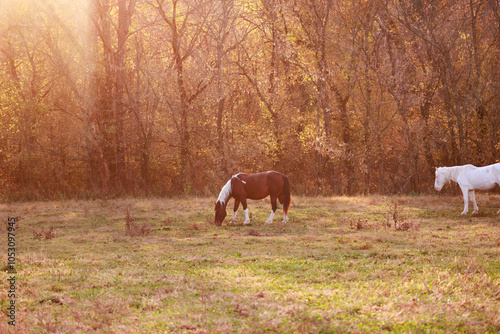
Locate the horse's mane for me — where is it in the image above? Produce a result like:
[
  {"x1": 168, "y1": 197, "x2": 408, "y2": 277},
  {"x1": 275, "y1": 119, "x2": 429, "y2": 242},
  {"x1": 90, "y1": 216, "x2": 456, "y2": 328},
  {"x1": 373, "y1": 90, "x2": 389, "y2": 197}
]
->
[
  {"x1": 217, "y1": 179, "x2": 232, "y2": 205},
  {"x1": 442, "y1": 164, "x2": 475, "y2": 181}
]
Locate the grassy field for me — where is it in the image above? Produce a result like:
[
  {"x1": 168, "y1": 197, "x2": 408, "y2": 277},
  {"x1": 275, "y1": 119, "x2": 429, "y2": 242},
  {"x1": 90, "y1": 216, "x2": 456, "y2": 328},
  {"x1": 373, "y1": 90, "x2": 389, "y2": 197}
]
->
[{"x1": 1, "y1": 195, "x2": 500, "y2": 333}]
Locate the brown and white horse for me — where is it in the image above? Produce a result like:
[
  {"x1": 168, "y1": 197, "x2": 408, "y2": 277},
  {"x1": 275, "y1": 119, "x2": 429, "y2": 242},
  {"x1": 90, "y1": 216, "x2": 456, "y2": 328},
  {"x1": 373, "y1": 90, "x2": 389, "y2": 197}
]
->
[{"x1": 214, "y1": 171, "x2": 291, "y2": 226}]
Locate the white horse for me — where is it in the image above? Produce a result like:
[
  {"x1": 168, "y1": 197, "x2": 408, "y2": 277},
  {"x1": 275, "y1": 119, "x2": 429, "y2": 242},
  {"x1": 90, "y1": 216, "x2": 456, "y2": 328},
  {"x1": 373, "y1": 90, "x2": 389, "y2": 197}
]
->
[{"x1": 434, "y1": 163, "x2": 500, "y2": 215}]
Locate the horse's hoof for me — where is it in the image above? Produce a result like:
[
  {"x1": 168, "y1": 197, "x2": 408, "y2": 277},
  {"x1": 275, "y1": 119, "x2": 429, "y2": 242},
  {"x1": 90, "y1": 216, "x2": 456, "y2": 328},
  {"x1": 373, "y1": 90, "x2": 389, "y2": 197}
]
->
[
  {"x1": 243, "y1": 221, "x2": 251, "y2": 225},
  {"x1": 461, "y1": 212, "x2": 468, "y2": 216}
]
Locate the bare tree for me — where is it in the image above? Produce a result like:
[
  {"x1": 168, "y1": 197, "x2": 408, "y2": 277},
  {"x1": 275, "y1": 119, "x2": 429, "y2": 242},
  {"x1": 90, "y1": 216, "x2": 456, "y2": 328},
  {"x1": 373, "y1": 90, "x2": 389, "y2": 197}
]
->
[{"x1": 154, "y1": 0, "x2": 211, "y2": 192}]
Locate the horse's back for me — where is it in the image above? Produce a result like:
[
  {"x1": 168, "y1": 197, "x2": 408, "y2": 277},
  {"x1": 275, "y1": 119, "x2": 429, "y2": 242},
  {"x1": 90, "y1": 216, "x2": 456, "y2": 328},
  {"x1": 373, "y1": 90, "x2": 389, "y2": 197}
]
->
[
  {"x1": 243, "y1": 171, "x2": 285, "y2": 183},
  {"x1": 235, "y1": 171, "x2": 287, "y2": 200},
  {"x1": 459, "y1": 163, "x2": 500, "y2": 189},
  {"x1": 485, "y1": 163, "x2": 500, "y2": 180},
  {"x1": 472, "y1": 163, "x2": 500, "y2": 175},
  {"x1": 492, "y1": 163, "x2": 500, "y2": 174},
  {"x1": 265, "y1": 171, "x2": 287, "y2": 191}
]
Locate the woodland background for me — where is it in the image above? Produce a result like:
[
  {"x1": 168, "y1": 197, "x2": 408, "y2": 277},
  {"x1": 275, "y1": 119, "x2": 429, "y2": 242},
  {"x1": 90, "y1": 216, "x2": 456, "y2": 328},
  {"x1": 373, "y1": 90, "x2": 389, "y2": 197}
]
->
[{"x1": 0, "y1": 0, "x2": 499, "y2": 200}]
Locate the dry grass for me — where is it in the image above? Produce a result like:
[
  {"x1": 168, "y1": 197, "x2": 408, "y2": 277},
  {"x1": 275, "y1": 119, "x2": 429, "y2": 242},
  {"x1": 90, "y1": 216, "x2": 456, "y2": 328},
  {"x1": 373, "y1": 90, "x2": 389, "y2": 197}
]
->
[
  {"x1": 31, "y1": 226, "x2": 56, "y2": 240},
  {"x1": 0, "y1": 195, "x2": 500, "y2": 333}
]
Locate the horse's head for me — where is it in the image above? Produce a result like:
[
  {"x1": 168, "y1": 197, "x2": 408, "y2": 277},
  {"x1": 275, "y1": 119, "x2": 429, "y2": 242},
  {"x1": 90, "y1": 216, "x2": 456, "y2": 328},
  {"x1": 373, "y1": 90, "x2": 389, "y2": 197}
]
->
[
  {"x1": 214, "y1": 201, "x2": 227, "y2": 226},
  {"x1": 434, "y1": 167, "x2": 447, "y2": 191}
]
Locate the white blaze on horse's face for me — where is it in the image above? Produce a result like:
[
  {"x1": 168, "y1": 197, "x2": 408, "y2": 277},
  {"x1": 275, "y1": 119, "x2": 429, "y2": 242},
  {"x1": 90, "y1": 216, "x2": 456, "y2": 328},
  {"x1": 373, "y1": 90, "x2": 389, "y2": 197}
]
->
[{"x1": 434, "y1": 168, "x2": 446, "y2": 191}]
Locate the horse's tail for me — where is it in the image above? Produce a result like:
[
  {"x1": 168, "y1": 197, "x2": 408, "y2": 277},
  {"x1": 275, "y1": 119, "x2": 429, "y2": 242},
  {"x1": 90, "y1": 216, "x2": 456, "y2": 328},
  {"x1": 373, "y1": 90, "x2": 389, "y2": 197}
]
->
[{"x1": 282, "y1": 175, "x2": 291, "y2": 215}]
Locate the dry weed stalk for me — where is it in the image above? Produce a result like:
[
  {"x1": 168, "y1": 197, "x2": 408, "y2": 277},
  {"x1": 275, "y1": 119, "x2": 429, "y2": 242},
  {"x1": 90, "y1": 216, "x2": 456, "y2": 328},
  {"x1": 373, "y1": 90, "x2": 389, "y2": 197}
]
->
[
  {"x1": 343, "y1": 214, "x2": 368, "y2": 230},
  {"x1": 352, "y1": 220, "x2": 366, "y2": 230},
  {"x1": 388, "y1": 202, "x2": 415, "y2": 231},
  {"x1": 31, "y1": 226, "x2": 56, "y2": 240},
  {"x1": 125, "y1": 208, "x2": 151, "y2": 237}
]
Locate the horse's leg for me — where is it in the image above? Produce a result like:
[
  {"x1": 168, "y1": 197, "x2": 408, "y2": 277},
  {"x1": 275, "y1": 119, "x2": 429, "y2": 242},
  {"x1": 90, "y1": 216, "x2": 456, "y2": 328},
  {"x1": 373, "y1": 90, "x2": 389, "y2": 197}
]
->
[
  {"x1": 229, "y1": 199, "x2": 240, "y2": 224},
  {"x1": 496, "y1": 181, "x2": 500, "y2": 213},
  {"x1": 241, "y1": 197, "x2": 250, "y2": 224},
  {"x1": 265, "y1": 195, "x2": 277, "y2": 224},
  {"x1": 278, "y1": 193, "x2": 287, "y2": 223},
  {"x1": 469, "y1": 190, "x2": 479, "y2": 214},
  {"x1": 460, "y1": 185, "x2": 469, "y2": 215}
]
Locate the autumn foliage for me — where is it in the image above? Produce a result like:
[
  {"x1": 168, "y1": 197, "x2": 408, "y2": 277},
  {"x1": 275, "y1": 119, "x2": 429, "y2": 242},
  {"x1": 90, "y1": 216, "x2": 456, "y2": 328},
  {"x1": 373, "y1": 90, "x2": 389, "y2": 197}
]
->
[{"x1": 0, "y1": 0, "x2": 499, "y2": 199}]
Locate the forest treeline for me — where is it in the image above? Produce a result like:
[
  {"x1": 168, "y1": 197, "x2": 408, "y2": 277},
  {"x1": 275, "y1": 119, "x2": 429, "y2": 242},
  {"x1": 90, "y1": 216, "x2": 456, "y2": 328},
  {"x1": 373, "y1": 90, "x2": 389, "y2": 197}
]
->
[{"x1": 1, "y1": 0, "x2": 499, "y2": 200}]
